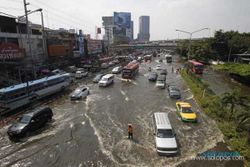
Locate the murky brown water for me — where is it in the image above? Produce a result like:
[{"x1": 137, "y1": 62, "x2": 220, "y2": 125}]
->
[{"x1": 0, "y1": 55, "x2": 234, "y2": 167}]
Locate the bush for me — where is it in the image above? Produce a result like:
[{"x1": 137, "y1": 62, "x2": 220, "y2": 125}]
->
[{"x1": 181, "y1": 70, "x2": 250, "y2": 164}]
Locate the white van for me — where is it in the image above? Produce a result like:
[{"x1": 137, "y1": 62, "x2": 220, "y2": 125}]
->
[
  {"x1": 98, "y1": 74, "x2": 114, "y2": 87},
  {"x1": 153, "y1": 112, "x2": 178, "y2": 155}
]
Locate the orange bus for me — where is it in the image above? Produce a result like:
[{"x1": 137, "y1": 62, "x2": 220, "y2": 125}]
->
[
  {"x1": 122, "y1": 62, "x2": 139, "y2": 79},
  {"x1": 187, "y1": 60, "x2": 204, "y2": 74}
]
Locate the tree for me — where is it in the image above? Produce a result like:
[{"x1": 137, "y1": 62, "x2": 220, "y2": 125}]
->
[
  {"x1": 237, "y1": 108, "x2": 250, "y2": 144},
  {"x1": 221, "y1": 90, "x2": 249, "y2": 121}
]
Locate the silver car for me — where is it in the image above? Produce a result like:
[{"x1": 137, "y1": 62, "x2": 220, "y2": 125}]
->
[
  {"x1": 70, "y1": 86, "x2": 89, "y2": 100},
  {"x1": 153, "y1": 112, "x2": 178, "y2": 155}
]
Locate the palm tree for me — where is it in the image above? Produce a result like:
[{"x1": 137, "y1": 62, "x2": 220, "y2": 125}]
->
[
  {"x1": 237, "y1": 109, "x2": 250, "y2": 144},
  {"x1": 221, "y1": 90, "x2": 249, "y2": 121}
]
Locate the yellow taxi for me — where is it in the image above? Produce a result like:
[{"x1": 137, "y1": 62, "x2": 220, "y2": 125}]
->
[{"x1": 176, "y1": 102, "x2": 197, "y2": 122}]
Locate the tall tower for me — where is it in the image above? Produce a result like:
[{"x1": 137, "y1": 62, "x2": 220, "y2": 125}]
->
[{"x1": 138, "y1": 16, "x2": 150, "y2": 42}]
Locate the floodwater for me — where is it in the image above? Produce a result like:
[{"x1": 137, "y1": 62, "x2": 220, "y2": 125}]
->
[
  {"x1": 0, "y1": 55, "x2": 231, "y2": 167},
  {"x1": 203, "y1": 67, "x2": 250, "y2": 96}
]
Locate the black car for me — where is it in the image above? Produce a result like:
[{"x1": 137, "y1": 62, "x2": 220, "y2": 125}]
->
[
  {"x1": 160, "y1": 69, "x2": 168, "y2": 75},
  {"x1": 148, "y1": 72, "x2": 158, "y2": 81},
  {"x1": 168, "y1": 85, "x2": 181, "y2": 99},
  {"x1": 93, "y1": 74, "x2": 104, "y2": 83},
  {"x1": 7, "y1": 107, "x2": 53, "y2": 141}
]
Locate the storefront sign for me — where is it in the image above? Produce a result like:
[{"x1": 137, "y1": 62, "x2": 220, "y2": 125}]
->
[{"x1": 0, "y1": 43, "x2": 25, "y2": 61}]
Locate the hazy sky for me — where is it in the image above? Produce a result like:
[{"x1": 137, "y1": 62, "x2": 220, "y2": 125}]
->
[{"x1": 1, "y1": 0, "x2": 250, "y2": 40}]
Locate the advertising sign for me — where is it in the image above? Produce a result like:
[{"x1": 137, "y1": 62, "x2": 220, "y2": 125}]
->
[
  {"x1": 113, "y1": 26, "x2": 126, "y2": 36},
  {"x1": 113, "y1": 12, "x2": 131, "y2": 28},
  {"x1": 0, "y1": 43, "x2": 25, "y2": 61},
  {"x1": 87, "y1": 39, "x2": 102, "y2": 54}
]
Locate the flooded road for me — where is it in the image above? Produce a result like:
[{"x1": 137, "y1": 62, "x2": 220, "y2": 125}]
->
[{"x1": 0, "y1": 55, "x2": 224, "y2": 167}]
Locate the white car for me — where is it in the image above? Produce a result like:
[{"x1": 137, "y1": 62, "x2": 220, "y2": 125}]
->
[
  {"x1": 70, "y1": 86, "x2": 89, "y2": 100},
  {"x1": 156, "y1": 65, "x2": 162, "y2": 70},
  {"x1": 75, "y1": 70, "x2": 88, "y2": 79},
  {"x1": 112, "y1": 66, "x2": 122, "y2": 74},
  {"x1": 98, "y1": 74, "x2": 114, "y2": 87}
]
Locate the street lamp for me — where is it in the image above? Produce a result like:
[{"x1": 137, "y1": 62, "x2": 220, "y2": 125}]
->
[
  {"x1": 176, "y1": 28, "x2": 209, "y2": 60},
  {"x1": 18, "y1": 8, "x2": 47, "y2": 77}
]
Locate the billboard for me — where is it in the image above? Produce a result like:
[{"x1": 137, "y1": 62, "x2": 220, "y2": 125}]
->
[
  {"x1": 113, "y1": 12, "x2": 131, "y2": 28},
  {"x1": 87, "y1": 39, "x2": 102, "y2": 54},
  {"x1": 0, "y1": 43, "x2": 25, "y2": 61},
  {"x1": 113, "y1": 26, "x2": 126, "y2": 36},
  {"x1": 48, "y1": 45, "x2": 66, "y2": 57}
]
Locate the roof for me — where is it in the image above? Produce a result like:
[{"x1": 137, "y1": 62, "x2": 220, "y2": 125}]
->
[
  {"x1": 157, "y1": 75, "x2": 166, "y2": 81},
  {"x1": 188, "y1": 60, "x2": 203, "y2": 66},
  {"x1": 0, "y1": 73, "x2": 70, "y2": 93},
  {"x1": 123, "y1": 62, "x2": 139, "y2": 70},
  {"x1": 154, "y1": 112, "x2": 172, "y2": 129},
  {"x1": 103, "y1": 74, "x2": 114, "y2": 78},
  {"x1": 177, "y1": 102, "x2": 192, "y2": 108},
  {"x1": 25, "y1": 106, "x2": 50, "y2": 117},
  {"x1": 165, "y1": 54, "x2": 172, "y2": 57}
]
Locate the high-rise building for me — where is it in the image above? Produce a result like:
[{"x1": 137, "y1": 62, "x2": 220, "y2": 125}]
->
[
  {"x1": 138, "y1": 16, "x2": 150, "y2": 42},
  {"x1": 102, "y1": 16, "x2": 114, "y2": 44}
]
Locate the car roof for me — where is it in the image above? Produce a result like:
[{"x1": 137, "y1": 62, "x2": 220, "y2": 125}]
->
[
  {"x1": 177, "y1": 102, "x2": 192, "y2": 107},
  {"x1": 24, "y1": 106, "x2": 51, "y2": 117},
  {"x1": 154, "y1": 112, "x2": 172, "y2": 129},
  {"x1": 103, "y1": 74, "x2": 114, "y2": 78}
]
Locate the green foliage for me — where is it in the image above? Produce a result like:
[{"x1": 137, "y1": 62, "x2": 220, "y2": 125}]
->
[
  {"x1": 177, "y1": 39, "x2": 212, "y2": 63},
  {"x1": 181, "y1": 70, "x2": 250, "y2": 164},
  {"x1": 177, "y1": 30, "x2": 250, "y2": 62},
  {"x1": 221, "y1": 90, "x2": 249, "y2": 121},
  {"x1": 214, "y1": 63, "x2": 250, "y2": 77}
]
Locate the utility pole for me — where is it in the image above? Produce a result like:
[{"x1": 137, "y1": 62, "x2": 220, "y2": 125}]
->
[
  {"x1": 40, "y1": 10, "x2": 48, "y2": 61},
  {"x1": 23, "y1": 0, "x2": 36, "y2": 79}
]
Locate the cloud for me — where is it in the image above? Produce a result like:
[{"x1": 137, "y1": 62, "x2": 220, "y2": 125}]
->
[{"x1": 1, "y1": 0, "x2": 250, "y2": 40}]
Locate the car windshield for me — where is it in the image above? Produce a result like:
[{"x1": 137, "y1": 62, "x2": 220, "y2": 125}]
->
[
  {"x1": 157, "y1": 129, "x2": 174, "y2": 138},
  {"x1": 20, "y1": 115, "x2": 31, "y2": 124},
  {"x1": 182, "y1": 107, "x2": 193, "y2": 113},
  {"x1": 170, "y1": 87, "x2": 179, "y2": 91},
  {"x1": 102, "y1": 78, "x2": 108, "y2": 81},
  {"x1": 96, "y1": 75, "x2": 102, "y2": 79}
]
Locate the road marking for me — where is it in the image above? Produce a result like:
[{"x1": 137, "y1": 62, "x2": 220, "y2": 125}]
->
[
  {"x1": 107, "y1": 95, "x2": 111, "y2": 100},
  {"x1": 120, "y1": 90, "x2": 129, "y2": 101},
  {"x1": 120, "y1": 90, "x2": 126, "y2": 96}
]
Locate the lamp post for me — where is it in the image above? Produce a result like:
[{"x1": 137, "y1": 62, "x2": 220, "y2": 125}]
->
[
  {"x1": 176, "y1": 28, "x2": 209, "y2": 60},
  {"x1": 18, "y1": 8, "x2": 47, "y2": 77}
]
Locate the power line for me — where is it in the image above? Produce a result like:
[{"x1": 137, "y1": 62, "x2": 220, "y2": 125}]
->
[
  {"x1": 34, "y1": 0, "x2": 96, "y2": 27},
  {"x1": 29, "y1": 3, "x2": 94, "y2": 32}
]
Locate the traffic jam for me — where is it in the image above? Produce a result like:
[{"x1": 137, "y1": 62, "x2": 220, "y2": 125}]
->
[{"x1": 0, "y1": 50, "x2": 223, "y2": 166}]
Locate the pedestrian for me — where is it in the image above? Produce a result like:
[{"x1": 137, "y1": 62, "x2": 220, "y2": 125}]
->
[
  {"x1": 128, "y1": 124, "x2": 133, "y2": 140},
  {"x1": 172, "y1": 67, "x2": 174, "y2": 73}
]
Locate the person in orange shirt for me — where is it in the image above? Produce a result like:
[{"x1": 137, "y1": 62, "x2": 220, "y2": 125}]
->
[{"x1": 128, "y1": 124, "x2": 133, "y2": 140}]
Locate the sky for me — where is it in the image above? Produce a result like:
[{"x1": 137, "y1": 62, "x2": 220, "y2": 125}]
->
[{"x1": 1, "y1": 0, "x2": 250, "y2": 40}]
